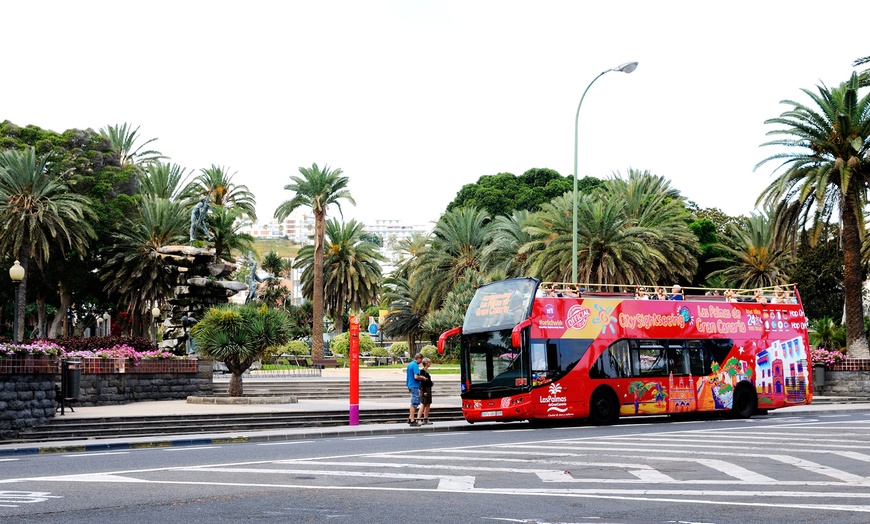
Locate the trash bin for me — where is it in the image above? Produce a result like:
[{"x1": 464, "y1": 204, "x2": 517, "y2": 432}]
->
[
  {"x1": 813, "y1": 364, "x2": 826, "y2": 388},
  {"x1": 62, "y1": 360, "x2": 81, "y2": 400}
]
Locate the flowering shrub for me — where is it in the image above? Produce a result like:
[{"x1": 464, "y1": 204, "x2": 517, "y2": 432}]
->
[
  {"x1": 0, "y1": 340, "x2": 65, "y2": 358},
  {"x1": 0, "y1": 340, "x2": 183, "y2": 366},
  {"x1": 810, "y1": 346, "x2": 847, "y2": 368},
  {"x1": 64, "y1": 344, "x2": 180, "y2": 366}
]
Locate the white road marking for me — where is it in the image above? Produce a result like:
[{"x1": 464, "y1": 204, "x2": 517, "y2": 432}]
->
[
  {"x1": 64, "y1": 452, "x2": 130, "y2": 457},
  {"x1": 344, "y1": 436, "x2": 396, "y2": 441},
  {"x1": 256, "y1": 441, "x2": 314, "y2": 446}
]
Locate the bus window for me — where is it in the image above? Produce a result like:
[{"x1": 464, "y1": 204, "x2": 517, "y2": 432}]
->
[
  {"x1": 591, "y1": 339, "x2": 631, "y2": 379},
  {"x1": 531, "y1": 341, "x2": 547, "y2": 372},
  {"x1": 633, "y1": 340, "x2": 666, "y2": 376},
  {"x1": 531, "y1": 338, "x2": 593, "y2": 383},
  {"x1": 668, "y1": 342, "x2": 690, "y2": 376}
]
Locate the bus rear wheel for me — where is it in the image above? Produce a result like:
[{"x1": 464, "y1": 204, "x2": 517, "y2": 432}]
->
[
  {"x1": 731, "y1": 384, "x2": 757, "y2": 419},
  {"x1": 589, "y1": 389, "x2": 619, "y2": 425}
]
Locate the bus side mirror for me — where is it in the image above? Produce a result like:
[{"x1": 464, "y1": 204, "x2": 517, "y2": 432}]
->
[
  {"x1": 511, "y1": 318, "x2": 532, "y2": 348},
  {"x1": 438, "y1": 326, "x2": 462, "y2": 354}
]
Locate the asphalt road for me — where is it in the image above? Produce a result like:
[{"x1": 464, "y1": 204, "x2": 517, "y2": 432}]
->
[{"x1": 2, "y1": 410, "x2": 869, "y2": 524}]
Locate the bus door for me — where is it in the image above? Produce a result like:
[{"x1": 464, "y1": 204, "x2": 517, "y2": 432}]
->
[
  {"x1": 621, "y1": 340, "x2": 669, "y2": 416},
  {"x1": 529, "y1": 337, "x2": 593, "y2": 418},
  {"x1": 666, "y1": 341, "x2": 695, "y2": 414}
]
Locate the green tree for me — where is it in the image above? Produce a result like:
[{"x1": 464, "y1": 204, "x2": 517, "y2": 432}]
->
[
  {"x1": 482, "y1": 210, "x2": 536, "y2": 277},
  {"x1": 294, "y1": 219, "x2": 384, "y2": 334},
  {"x1": 208, "y1": 205, "x2": 255, "y2": 262},
  {"x1": 793, "y1": 232, "x2": 844, "y2": 321},
  {"x1": 100, "y1": 123, "x2": 164, "y2": 168},
  {"x1": 100, "y1": 196, "x2": 188, "y2": 336},
  {"x1": 274, "y1": 163, "x2": 355, "y2": 359},
  {"x1": 414, "y1": 207, "x2": 490, "y2": 312},
  {"x1": 855, "y1": 55, "x2": 870, "y2": 88},
  {"x1": 757, "y1": 72, "x2": 870, "y2": 357},
  {"x1": 382, "y1": 275, "x2": 427, "y2": 352},
  {"x1": 446, "y1": 169, "x2": 598, "y2": 217},
  {"x1": 191, "y1": 303, "x2": 292, "y2": 396},
  {"x1": 0, "y1": 147, "x2": 97, "y2": 342},
  {"x1": 258, "y1": 251, "x2": 290, "y2": 306},
  {"x1": 138, "y1": 162, "x2": 194, "y2": 201},
  {"x1": 707, "y1": 209, "x2": 793, "y2": 289},
  {"x1": 190, "y1": 164, "x2": 257, "y2": 222}
]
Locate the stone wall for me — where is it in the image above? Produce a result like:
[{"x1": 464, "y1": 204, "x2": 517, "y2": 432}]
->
[
  {"x1": 0, "y1": 358, "x2": 213, "y2": 440},
  {"x1": 74, "y1": 359, "x2": 213, "y2": 406},
  {"x1": 0, "y1": 374, "x2": 55, "y2": 440},
  {"x1": 815, "y1": 359, "x2": 870, "y2": 398}
]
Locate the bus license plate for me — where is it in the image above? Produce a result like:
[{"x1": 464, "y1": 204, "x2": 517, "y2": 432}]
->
[{"x1": 481, "y1": 410, "x2": 502, "y2": 417}]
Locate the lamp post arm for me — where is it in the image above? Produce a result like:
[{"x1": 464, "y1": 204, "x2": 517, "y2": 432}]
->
[{"x1": 572, "y1": 69, "x2": 611, "y2": 284}]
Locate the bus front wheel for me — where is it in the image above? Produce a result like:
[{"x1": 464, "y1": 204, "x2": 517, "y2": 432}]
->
[
  {"x1": 732, "y1": 384, "x2": 757, "y2": 419},
  {"x1": 589, "y1": 389, "x2": 619, "y2": 425}
]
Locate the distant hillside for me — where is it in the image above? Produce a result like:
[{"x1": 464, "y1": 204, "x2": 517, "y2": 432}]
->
[{"x1": 250, "y1": 238, "x2": 301, "y2": 259}]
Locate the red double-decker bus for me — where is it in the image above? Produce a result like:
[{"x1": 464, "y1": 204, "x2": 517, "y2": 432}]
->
[{"x1": 438, "y1": 277, "x2": 811, "y2": 424}]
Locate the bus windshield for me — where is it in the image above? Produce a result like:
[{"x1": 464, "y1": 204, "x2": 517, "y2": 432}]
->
[
  {"x1": 462, "y1": 328, "x2": 529, "y2": 394},
  {"x1": 463, "y1": 278, "x2": 537, "y2": 333}
]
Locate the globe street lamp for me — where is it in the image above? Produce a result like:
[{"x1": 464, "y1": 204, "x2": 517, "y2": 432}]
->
[
  {"x1": 572, "y1": 61, "x2": 638, "y2": 284},
  {"x1": 151, "y1": 306, "x2": 161, "y2": 343},
  {"x1": 9, "y1": 260, "x2": 25, "y2": 344}
]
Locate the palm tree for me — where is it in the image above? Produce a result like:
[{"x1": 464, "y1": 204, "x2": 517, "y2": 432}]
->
[
  {"x1": 100, "y1": 196, "x2": 188, "y2": 335},
  {"x1": 0, "y1": 147, "x2": 97, "y2": 342},
  {"x1": 382, "y1": 275, "x2": 427, "y2": 352},
  {"x1": 414, "y1": 207, "x2": 491, "y2": 312},
  {"x1": 138, "y1": 162, "x2": 195, "y2": 201},
  {"x1": 274, "y1": 163, "x2": 355, "y2": 359},
  {"x1": 482, "y1": 210, "x2": 536, "y2": 277},
  {"x1": 100, "y1": 123, "x2": 164, "y2": 167},
  {"x1": 707, "y1": 209, "x2": 793, "y2": 289},
  {"x1": 294, "y1": 219, "x2": 384, "y2": 334},
  {"x1": 757, "y1": 72, "x2": 870, "y2": 358},
  {"x1": 258, "y1": 251, "x2": 290, "y2": 306},
  {"x1": 855, "y1": 56, "x2": 870, "y2": 88},
  {"x1": 191, "y1": 303, "x2": 292, "y2": 396},
  {"x1": 208, "y1": 205, "x2": 255, "y2": 262},
  {"x1": 603, "y1": 169, "x2": 699, "y2": 284},
  {"x1": 190, "y1": 165, "x2": 257, "y2": 222}
]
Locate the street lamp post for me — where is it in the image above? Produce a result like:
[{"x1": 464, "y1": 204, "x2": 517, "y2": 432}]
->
[
  {"x1": 9, "y1": 261, "x2": 25, "y2": 344},
  {"x1": 572, "y1": 61, "x2": 638, "y2": 284},
  {"x1": 151, "y1": 306, "x2": 161, "y2": 343}
]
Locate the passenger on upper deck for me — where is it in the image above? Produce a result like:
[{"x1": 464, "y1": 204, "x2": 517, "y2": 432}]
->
[
  {"x1": 654, "y1": 286, "x2": 667, "y2": 300},
  {"x1": 772, "y1": 286, "x2": 787, "y2": 304},
  {"x1": 754, "y1": 288, "x2": 768, "y2": 304},
  {"x1": 669, "y1": 284, "x2": 683, "y2": 301},
  {"x1": 635, "y1": 286, "x2": 649, "y2": 300},
  {"x1": 724, "y1": 289, "x2": 737, "y2": 302}
]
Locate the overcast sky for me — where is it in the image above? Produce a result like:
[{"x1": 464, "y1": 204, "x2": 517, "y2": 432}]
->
[{"x1": 4, "y1": 1, "x2": 869, "y2": 228}]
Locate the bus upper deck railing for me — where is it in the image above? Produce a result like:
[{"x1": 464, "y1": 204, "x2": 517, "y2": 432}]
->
[{"x1": 538, "y1": 282, "x2": 800, "y2": 305}]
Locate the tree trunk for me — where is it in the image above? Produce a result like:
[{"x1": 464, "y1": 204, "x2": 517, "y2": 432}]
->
[
  {"x1": 839, "y1": 196, "x2": 870, "y2": 358},
  {"x1": 228, "y1": 372, "x2": 244, "y2": 396},
  {"x1": 36, "y1": 295, "x2": 46, "y2": 339},
  {"x1": 48, "y1": 282, "x2": 73, "y2": 338},
  {"x1": 311, "y1": 210, "x2": 326, "y2": 359},
  {"x1": 14, "y1": 247, "x2": 31, "y2": 344}
]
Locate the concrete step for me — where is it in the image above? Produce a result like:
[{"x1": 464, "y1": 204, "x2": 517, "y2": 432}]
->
[
  {"x1": 11, "y1": 408, "x2": 465, "y2": 443},
  {"x1": 211, "y1": 380, "x2": 458, "y2": 399}
]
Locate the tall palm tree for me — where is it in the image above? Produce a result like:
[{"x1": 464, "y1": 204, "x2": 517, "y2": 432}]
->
[
  {"x1": 757, "y1": 72, "x2": 870, "y2": 358},
  {"x1": 139, "y1": 162, "x2": 195, "y2": 201},
  {"x1": 603, "y1": 169, "x2": 699, "y2": 284},
  {"x1": 100, "y1": 123, "x2": 165, "y2": 167},
  {"x1": 190, "y1": 165, "x2": 257, "y2": 222},
  {"x1": 294, "y1": 219, "x2": 384, "y2": 334},
  {"x1": 258, "y1": 251, "x2": 290, "y2": 306},
  {"x1": 482, "y1": 210, "x2": 536, "y2": 277},
  {"x1": 100, "y1": 196, "x2": 188, "y2": 335},
  {"x1": 413, "y1": 207, "x2": 491, "y2": 312},
  {"x1": 274, "y1": 163, "x2": 355, "y2": 359},
  {"x1": 707, "y1": 209, "x2": 794, "y2": 289},
  {"x1": 526, "y1": 192, "x2": 660, "y2": 285},
  {"x1": 0, "y1": 147, "x2": 97, "y2": 342},
  {"x1": 382, "y1": 275, "x2": 427, "y2": 352}
]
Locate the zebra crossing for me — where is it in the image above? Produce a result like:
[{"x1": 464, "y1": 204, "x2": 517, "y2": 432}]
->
[{"x1": 5, "y1": 416, "x2": 870, "y2": 515}]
